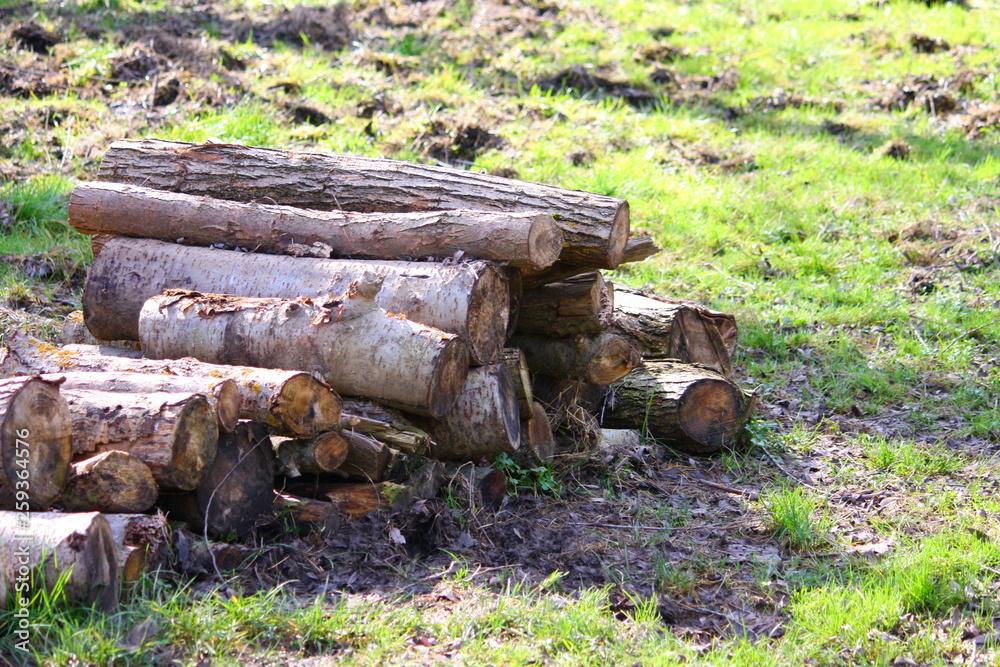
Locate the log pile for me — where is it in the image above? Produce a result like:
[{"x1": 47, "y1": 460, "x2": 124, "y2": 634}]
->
[{"x1": 0, "y1": 139, "x2": 757, "y2": 608}]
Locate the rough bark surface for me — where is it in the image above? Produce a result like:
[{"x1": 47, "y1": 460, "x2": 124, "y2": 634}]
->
[
  {"x1": 509, "y1": 332, "x2": 640, "y2": 385},
  {"x1": 497, "y1": 348, "x2": 534, "y2": 420},
  {"x1": 424, "y1": 365, "x2": 520, "y2": 461},
  {"x1": 83, "y1": 236, "x2": 509, "y2": 364},
  {"x1": 98, "y1": 139, "x2": 630, "y2": 269},
  {"x1": 140, "y1": 286, "x2": 470, "y2": 419},
  {"x1": 340, "y1": 399, "x2": 432, "y2": 454},
  {"x1": 2, "y1": 332, "x2": 342, "y2": 437},
  {"x1": 58, "y1": 450, "x2": 158, "y2": 513},
  {"x1": 0, "y1": 511, "x2": 118, "y2": 611},
  {"x1": 61, "y1": 389, "x2": 218, "y2": 491},
  {"x1": 601, "y1": 361, "x2": 753, "y2": 454},
  {"x1": 45, "y1": 370, "x2": 241, "y2": 433},
  {"x1": 70, "y1": 182, "x2": 564, "y2": 270},
  {"x1": 0, "y1": 376, "x2": 72, "y2": 509},
  {"x1": 159, "y1": 422, "x2": 276, "y2": 538},
  {"x1": 609, "y1": 286, "x2": 736, "y2": 374},
  {"x1": 273, "y1": 432, "x2": 349, "y2": 478},
  {"x1": 273, "y1": 492, "x2": 339, "y2": 532},
  {"x1": 516, "y1": 271, "x2": 614, "y2": 336}
]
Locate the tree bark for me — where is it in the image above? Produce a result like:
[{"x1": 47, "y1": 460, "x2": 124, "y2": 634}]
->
[
  {"x1": 273, "y1": 492, "x2": 339, "y2": 532},
  {"x1": 44, "y1": 370, "x2": 241, "y2": 433},
  {"x1": 0, "y1": 511, "x2": 118, "y2": 611},
  {"x1": 70, "y1": 182, "x2": 564, "y2": 271},
  {"x1": 339, "y1": 399, "x2": 432, "y2": 454},
  {"x1": 497, "y1": 348, "x2": 534, "y2": 420},
  {"x1": 158, "y1": 422, "x2": 276, "y2": 538},
  {"x1": 512, "y1": 402, "x2": 556, "y2": 467},
  {"x1": 98, "y1": 138, "x2": 631, "y2": 269},
  {"x1": 58, "y1": 450, "x2": 158, "y2": 513},
  {"x1": 140, "y1": 287, "x2": 471, "y2": 419},
  {"x1": 82, "y1": 236, "x2": 510, "y2": 364},
  {"x1": 422, "y1": 364, "x2": 521, "y2": 461},
  {"x1": 273, "y1": 431, "x2": 349, "y2": 478},
  {"x1": 608, "y1": 286, "x2": 736, "y2": 375},
  {"x1": 337, "y1": 430, "x2": 423, "y2": 483},
  {"x1": 601, "y1": 361, "x2": 754, "y2": 454},
  {"x1": 2, "y1": 332, "x2": 342, "y2": 437},
  {"x1": 509, "y1": 332, "x2": 640, "y2": 385},
  {"x1": 442, "y1": 463, "x2": 507, "y2": 510},
  {"x1": 515, "y1": 271, "x2": 614, "y2": 336},
  {"x1": 104, "y1": 512, "x2": 169, "y2": 586},
  {"x1": 0, "y1": 376, "x2": 72, "y2": 510},
  {"x1": 61, "y1": 389, "x2": 218, "y2": 491}
]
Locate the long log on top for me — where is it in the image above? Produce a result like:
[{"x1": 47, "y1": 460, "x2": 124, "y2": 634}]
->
[
  {"x1": 509, "y1": 332, "x2": 641, "y2": 386},
  {"x1": 609, "y1": 286, "x2": 737, "y2": 374},
  {"x1": 98, "y1": 138, "x2": 631, "y2": 269},
  {"x1": 42, "y1": 370, "x2": 241, "y2": 433},
  {"x1": 139, "y1": 285, "x2": 470, "y2": 419},
  {"x1": 61, "y1": 389, "x2": 218, "y2": 491},
  {"x1": 82, "y1": 236, "x2": 509, "y2": 364},
  {"x1": 601, "y1": 361, "x2": 754, "y2": 454},
  {"x1": 58, "y1": 450, "x2": 158, "y2": 513},
  {"x1": 1, "y1": 332, "x2": 342, "y2": 437},
  {"x1": 158, "y1": 422, "x2": 275, "y2": 538},
  {"x1": 70, "y1": 182, "x2": 564, "y2": 271},
  {"x1": 423, "y1": 364, "x2": 520, "y2": 462},
  {"x1": 0, "y1": 511, "x2": 118, "y2": 611},
  {"x1": 515, "y1": 271, "x2": 614, "y2": 337},
  {"x1": 0, "y1": 376, "x2": 72, "y2": 510}
]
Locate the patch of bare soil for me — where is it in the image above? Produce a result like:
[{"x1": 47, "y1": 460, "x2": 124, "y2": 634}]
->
[
  {"x1": 909, "y1": 33, "x2": 950, "y2": 54},
  {"x1": 749, "y1": 88, "x2": 845, "y2": 113},
  {"x1": 534, "y1": 65, "x2": 660, "y2": 109},
  {"x1": 11, "y1": 22, "x2": 61, "y2": 55},
  {"x1": 870, "y1": 72, "x2": 978, "y2": 115},
  {"x1": 410, "y1": 121, "x2": 507, "y2": 164}
]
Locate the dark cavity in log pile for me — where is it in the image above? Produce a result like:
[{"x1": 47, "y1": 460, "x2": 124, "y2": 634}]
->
[
  {"x1": 139, "y1": 285, "x2": 470, "y2": 419},
  {"x1": 104, "y1": 512, "x2": 169, "y2": 587},
  {"x1": 61, "y1": 388, "x2": 219, "y2": 491},
  {"x1": 70, "y1": 182, "x2": 564, "y2": 270},
  {"x1": 497, "y1": 348, "x2": 534, "y2": 420},
  {"x1": 58, "y1": 450, "x2": 158, "y2": 513},
  {"x1": 159, "y1": 422, "x2": 276, "y2": 538},
  {"x1": 0, "y1": 376, "x2": 72, "y2": 509},
  {"x1": 1, "y1": 332, "x2": 342, "y2": 437},
  {"x1": 339, "y1": 398, "x2": 432, "y2": 455},
  {"x1": 601, "y1": 361, "x2": 754, "y2": 455},
  {"x1": 442, "y1": 463, "x2": 508, "y2": 510},
  {"x1": 509, "y1": 332, "x2": 640, "y2": 386},
  {"x1": 82, "y1": 236, "x2": 509, "y2": 364},
  {"x1": 98, "y1": 138, "x2": 630, "y2": 269}
]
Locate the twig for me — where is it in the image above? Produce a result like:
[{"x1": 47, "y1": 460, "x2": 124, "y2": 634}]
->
[
  {"x1": 695, "y1": 478, "x2": 760, "y2": 501},
  {"x1": 563, "y1": 521, "x2": 748, "y2": 532},
  {"x1": 939, "y1": 317, "x2": 1000, "y2": 354},
  {"x1": 851, "y1": 408, "x2": 918, "y2": 422}
]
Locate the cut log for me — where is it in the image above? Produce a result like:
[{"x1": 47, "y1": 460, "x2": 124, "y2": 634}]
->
[
  {"x1": 442, "y1": 463, "x2": 508, "y2": 510},
  {"x1": 158, "y1": 422, "x2": 276, "y2": 538},
  {"x1": 0, "y1": 511, "x2": 118, "y2": 611},
  {"x1": 608, "y1": 286, "x2": 736, "y2": 375},
  {"x1": 70, "y1": 182, "x2": 564, "y2": 270},
  {"x1": 58, "y1": 450, "x2": 158, "y2": 513},
  {"x1": 60, "y1": 310, "x2": 141, "y2": 350},
  {"x1": 601, "y1": 361, "x2": 754, "y2": 454},
  {"x1": 497, "y1": 348, "x2": 534, "y2": 420},
  {"x1": 323, "y1": 461, "x2": 446, "y2": 517},
  {"x1": 338, "y1": 430, "x2": 423, "y2": 483},
  {"x1": 424, "y1": 365, "x2": 520, "y2": 461},
  {"x1": 104, "y1": 513, "x2": 169, "y2": 586},
  {"x1": 515, "y1": 271, "x2": 614, "y2": 336},
  {"x1": 61, "y1": 389, "x2": 218, "y2": 491},
  {"x1": 44, "y1": 370, "x2": 241, "y2": 433},
  {"x1": 339, "y1": 399, "x2": 432, "y2": 454},
  {"x1": 509, "y1": 332, "x2": 640, "y2": 385},
  {"x1": 0, "y1": 376, "x2": 72, "y2": 510},
  {"x1": 520, "y1": 236, "x2": 661, "y2": 289},
  {"x1": 623, "y1": 235, "x2": 661, "y2": 263},
  {"x1": 98, "y1": 138, "x2": 630, "y2": 269},
  {"x1": 273, "y1": 492, "x2": 339, "y2": 532},
  {"x1": 139, "y1": 286, "x2": 471, "y2": 419},
  {"x1": 2, "y1": 332, "x2": 342, "y2": 437},
  {"x1": 82, "y1": 236, "x2": 509, "y2": 364},
  {"x1": 273, "y1": 431, "x2": 349, "y2": 478},
  {"x1": 512, "y1": 402, "x2": 556, "y2": 467}
]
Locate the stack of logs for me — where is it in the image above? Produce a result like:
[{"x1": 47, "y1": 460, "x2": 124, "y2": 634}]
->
[{"x1": 0, "y1": 139, "x2": 753, "y2": 607}]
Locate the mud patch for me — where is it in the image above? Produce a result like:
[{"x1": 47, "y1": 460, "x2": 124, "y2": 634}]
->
[
  {"x1": 962, "y1": 104, "x2": 1000, "y2": 139},
  {"x1": 909, "y1": 33, "x2": 950, "y2": 54},
  {"x1": 750, "y1": 88, "x2": 845, "y2": 113},
  {"x1": 255, "y1": 4, "x2": 354, "y2": 51},
  {"x1": 11, "y1": 22, "x2": 61, "y2": 55},
  {"x1": 109, "y1": 50, "x2": 160, "y2": 84},
  {"x1": 288, "y1": 103, "x2": 332, "y2": 126},
  {"x1": 871, "y1": 72, "x2": 977, "y2": 115},
  {"x1": 878, "y1": 139, "x2": 911, "y2": 160},
  {"x1": 534, "y1": 65, "x2": 659, "y2": 109},
  {"x1": 413, "y1": 121, "x2": 506, "y2": 164},
  {"x1": 637, "y1": 43, "x2": 687, "y2": 65},
  {"x1": 0, "y1": 61, "x2": 55, "y2": 98}
]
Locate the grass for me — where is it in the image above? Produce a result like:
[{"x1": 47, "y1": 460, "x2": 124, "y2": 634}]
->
[{"x1": 3, "y1": 0, "x2": 1000, "y2": 663}]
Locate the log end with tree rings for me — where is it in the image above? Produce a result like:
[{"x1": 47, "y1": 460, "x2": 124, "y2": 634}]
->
[
  {"x1": 585, "y1": 334, "x2": 642, "y2": 386},
  {"x1": 274, "y1": 374, "x2": 343, "y2": 437},
  {"x1": 0, "y1": 376, "x2": 73, "y2": 509},
  {"x1": 527, "y1": 214, "x2": 565, "y2": 270},
  {"x1": 677, "y1": 379, "x2": 746, "y2": 454},
  {"x1": 59, "y1": 450, "x2": 158, "y2": 513},
  {"x1": 213, "y1": 380, "x2": 242, "y2": 433},
  {"x1": 168, "y1": 395, "x2": 220, "y2": 491},
  {"x1": 606, "y1": 200, "x2": 631, "y2": 269},
  {"x1": 426, "y1": 336, "x2": 473, "y2": 419},
  {"x1": 465, "y1": 263, "x2": 511, "y2": 365}
]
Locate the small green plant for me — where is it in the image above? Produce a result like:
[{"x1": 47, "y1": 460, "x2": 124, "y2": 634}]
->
[
  {"x1": 764, "y1": 486, "x2": 829, "y2": 552},
  {"x1": 494, "y1": 453, "x2": 562, "y2": 497},
  {"x1": 859, "y1": 434, "x2": 965, "y2": 477}
]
